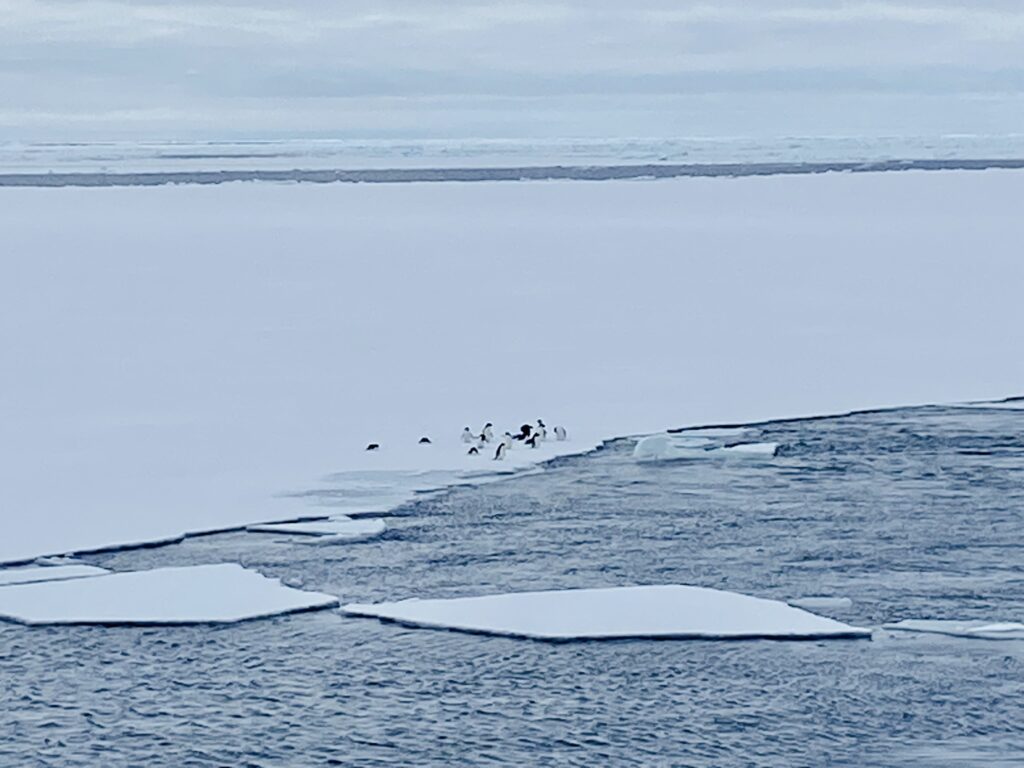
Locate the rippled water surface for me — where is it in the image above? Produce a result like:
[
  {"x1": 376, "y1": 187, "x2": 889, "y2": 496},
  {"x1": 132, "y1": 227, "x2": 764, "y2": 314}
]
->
[{"x1": 2, "y1": 406, "x2": 1023, "y2": 766}]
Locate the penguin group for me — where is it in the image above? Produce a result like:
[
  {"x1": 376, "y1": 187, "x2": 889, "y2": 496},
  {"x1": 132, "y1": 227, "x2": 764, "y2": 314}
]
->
[
  {"x1": 461, "y1": 418, "x2": 567, "y2": 460},
  {"x1": 366, "y1": 420, "x2": 566, "y2": 456}
]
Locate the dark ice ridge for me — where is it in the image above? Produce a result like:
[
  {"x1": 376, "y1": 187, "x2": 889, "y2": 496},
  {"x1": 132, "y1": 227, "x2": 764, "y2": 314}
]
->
[{"x1": 3, "y1": 158, "x2": 1024, "y2": 187}]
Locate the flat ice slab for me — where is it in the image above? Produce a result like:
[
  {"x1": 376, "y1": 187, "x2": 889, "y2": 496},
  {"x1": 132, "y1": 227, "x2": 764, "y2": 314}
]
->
[
  {"x1": 342, "y1": 585, "x2": 871, "y2": 641},
  {"x1": 246, "y1": 518, "x2": 386, "y2": 540},
  {"x1": 789, "y1": 596, "x2": 854, "y2": 611},
  {"x1": 0, "y1": 563, "x2": 338, "y2": 626},
  {"x1": 717, "y1": 442, "x2": 779, "y2": 457},
  {"x1": 0, "y1": 564, "x2": 109, "y2": 587},
  {"x1": 884, "y1": 619, "x2": 1024, "y2": 640}
]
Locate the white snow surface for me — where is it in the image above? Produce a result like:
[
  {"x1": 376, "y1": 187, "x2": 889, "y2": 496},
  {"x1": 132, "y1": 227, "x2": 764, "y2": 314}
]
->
[
  {"x1": 0, "y1": 564, "x2": 338, "y2": 625},
  {"x1": 0, "y1": 565, "x2": 109, "y2": 587},
  {"x1": 2, "y1": 171, "x2": 1023, "y2": 562},
  {"x1": 247, "y1": 517, "x2": 386, "y2": 540},
  {"x1": 342, "y1": 585, "x2": 871, "y2": 640},
  {"x1": 884, "y1": 619, "x2": 1024, "y2": 640}
]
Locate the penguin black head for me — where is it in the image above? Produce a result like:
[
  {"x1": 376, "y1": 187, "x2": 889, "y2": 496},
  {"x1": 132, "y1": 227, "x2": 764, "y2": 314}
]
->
[
  {"x1": 418, "y1": 436, "x2": 432, "y2": 444},
  {"x1": 485, "y1": 422, "x2": 493, "y2": 428},
  {"x1": 538, "y1": 419, "x2": 546, "y2": 427},
  {"x1": 366, "y1": 443, "x2": 380, "y2": 451},
  {"x1": 468, "y1": 446, "x2": 479, "y2": 455}
]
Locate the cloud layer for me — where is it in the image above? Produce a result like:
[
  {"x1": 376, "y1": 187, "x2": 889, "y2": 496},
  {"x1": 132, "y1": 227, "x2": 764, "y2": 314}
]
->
[{"x1": 3, "y1": 1, "x2": 1023, "y2": 138}]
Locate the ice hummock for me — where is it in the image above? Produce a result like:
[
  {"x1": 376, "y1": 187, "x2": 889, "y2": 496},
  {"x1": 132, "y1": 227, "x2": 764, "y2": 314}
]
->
[
  {"x1": 342, "y1": 585, "x2": 871, "y2": 641},
  {"x1": 883, "y1": 619, "x2": 1024, "y2": 640},
  {"x1": 0, "y1": 564, "x2": 109, "y2": 587},
  {"x1": 0, "y1": 563, "x2": 337, "y2": 625},
  {"x1": 247, "y1": 517, "x2": 386, "y2": 541}
]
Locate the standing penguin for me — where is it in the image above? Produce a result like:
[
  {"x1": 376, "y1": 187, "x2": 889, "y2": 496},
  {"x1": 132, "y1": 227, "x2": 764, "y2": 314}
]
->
[
  {"x1": 536, "y1": 419, "x2": 547, "y2": 440},
  {"x1": 554, "y1": 425, "x2": 567, "y2": 441},
  {"x1": 461, "y1": 427, "x2": 475, "y2": 444},
  {"x1": 480, "y1": 423, "x2": 494, "y2": 443},
  {"x1": 526, "y1": 432, "x2": 540, "y2": 448},
  {"x1": 494, "y1": 441, "x2": 507, "y2": 460}
]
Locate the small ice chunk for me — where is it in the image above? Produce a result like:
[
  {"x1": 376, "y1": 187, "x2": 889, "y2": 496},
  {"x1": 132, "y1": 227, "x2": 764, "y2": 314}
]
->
[
  {"x1": 788, "y1": 596, "x2": 853, "y2": 611},
  {"x1": 884, "y1": 619, "x2": 1024, "y2": 640},
  {"x1": 247, "y1": 517, "x2": 386, "y2": 541},
  {"x1": 343, "y1": 584, "x2": 871, "y2": 641},
  {"x1": 633, "y1": 434, "x2": 709, "y2": 461},
  {"x1": 717, "y1": 442, "x2": 779, "y2": 457},
  {"x1": 0, "y1": 565, "x2": 109, "y2": 587},
  {"x1": 0, "y1": 563, "x2": 338, "y2": 625}
]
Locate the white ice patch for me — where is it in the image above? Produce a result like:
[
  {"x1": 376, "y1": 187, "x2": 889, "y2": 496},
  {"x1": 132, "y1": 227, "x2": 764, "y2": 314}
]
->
[
  {"x1": 716, "y1": 442, "x2": 779, "y2": 457},
  {"x1": 633, "y1": 434, "x2": 709, "y2": 461},
  {"x1": 788, "y1": 596, "x2": 853, "y2": 611},
  {"x1": 0, "y1": 564, "x2": 109, "y2": 587},
  {"x1": 247, "y1": 517, "x2": 386, "y2": 541},
  {"x1": 0, "y1": 563, "x2": 337, "y2": 625},
  {"x1": 884, "y1": 619, "x2": 1024, "y2": 640},
  {"x1": 342, "y1": 585, "x2": 871, "y2": 641}
]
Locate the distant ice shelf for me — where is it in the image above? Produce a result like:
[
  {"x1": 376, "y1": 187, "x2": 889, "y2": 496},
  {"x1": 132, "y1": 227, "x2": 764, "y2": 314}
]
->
[
  {"x1": 342, "y1": 584, "x2": 871, "y2": 641},
  {"x1": 0, "y1": 563, "x2": 337, "y2": 626}
]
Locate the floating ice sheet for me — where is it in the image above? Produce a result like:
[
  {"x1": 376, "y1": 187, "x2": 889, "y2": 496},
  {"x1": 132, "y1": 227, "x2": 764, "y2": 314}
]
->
[
  {"x1": 789, "y1": 596, "x2": 854, "y2": 611},
  {"x1": 717, "y1": 442, "x2": 779, "y2": 457},
  {"x1": 0, "y1": 565, "x2": 109, "y2": 587},
  {"x1": 0, "y1": 563, "x2": 337, "y2": 625},
  {"x1": 342, "y1": 585, "x2": 871, "y2": 641},
  {"x1": 246, "y1": 518, "x2": 386, "y2": 540},
  {"x1": 884, "y1": 619, "x2": 1024, "y2": 640}
]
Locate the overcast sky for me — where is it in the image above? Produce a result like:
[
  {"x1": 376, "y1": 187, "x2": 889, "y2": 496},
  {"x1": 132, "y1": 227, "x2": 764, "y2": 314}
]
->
[{"x1": 3, "y1": 1, "x2": 1023, "y2": 139}]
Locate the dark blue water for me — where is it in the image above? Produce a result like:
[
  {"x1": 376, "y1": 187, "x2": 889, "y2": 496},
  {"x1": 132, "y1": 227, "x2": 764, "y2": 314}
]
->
[{"x1": 2, "y1": 406, "x2": 1023, "y2": 766}]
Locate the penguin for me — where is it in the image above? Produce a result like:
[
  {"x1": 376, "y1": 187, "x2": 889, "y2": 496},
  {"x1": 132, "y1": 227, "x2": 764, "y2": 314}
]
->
[
  {"x1": 526, "y1": 433, "x2": 540, "y2": 448},
  {"x1": 494, "y1": 441, "x2": 507, "y2": 460},
  {"x1": 515, "y1": 423, "x2": 533, "y2": 441},
  {"x1": 536, "y1": 419, "x2": 547, "y2": 440},
  {"x1": 461, "y1": 427, "x2": 475, "y2": 444},
  {"x1": 366, "y1": 443, "x2": 380, "y2": 451},
  {"x1": 480, "y1": 423, "x2": 494, "y2": 443},
  {"x1": 418, "y1": 436, "x2": 432, "y2": 444},
  {"x1": 554, "y1": 425, "x2": 567, "y2": 441},
  {"x1": 502, "y1": 432, "x2": 514, "y2": 450},
  {"x1": 467, "y1": 446, "x2": 479, "y2": 456}
]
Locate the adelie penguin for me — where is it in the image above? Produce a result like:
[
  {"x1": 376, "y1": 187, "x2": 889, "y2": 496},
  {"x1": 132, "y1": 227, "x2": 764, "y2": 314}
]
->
[
  {"x1": 554, "y1": 425, "x2": 567, "y2": 441},
  {"x1": 514, "y1": 423, "x2": 533, "y2": 441},
  {"x1": 525, "y1": 432, "x2": 541, "y2": 448},
  {"x1": 467, "y1": 446, "x2": 480, "y2": 456},
  {"x1": 479, "y1": 423, "x2": 494, "y2": 443},
  {"x1": 461, "y1": 427, "x2": 475, "y2": 444},
  {"x1": 493, "y1": 441, "x2": 507, "y2": 460},
  {"x1": 536, "y1": 419, "x2": 547, "y2": 440}
]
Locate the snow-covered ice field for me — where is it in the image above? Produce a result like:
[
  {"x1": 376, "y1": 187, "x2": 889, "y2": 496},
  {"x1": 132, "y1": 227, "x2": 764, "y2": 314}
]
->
[{"x1": 2, "y1": 169, "x2": 1023, "y2": 564}]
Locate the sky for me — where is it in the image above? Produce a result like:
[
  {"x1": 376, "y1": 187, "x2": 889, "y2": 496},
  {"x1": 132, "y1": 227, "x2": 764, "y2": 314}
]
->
[{"x1": 2, "y1": 0, "x2": 1024, "y2": 140}]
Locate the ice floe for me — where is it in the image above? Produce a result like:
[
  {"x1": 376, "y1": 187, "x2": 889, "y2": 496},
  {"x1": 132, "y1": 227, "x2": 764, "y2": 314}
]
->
[
  {"x1": 247, "y1": 517, "x2": 386, "y2": 541},
  {"x1": 717, "y1": 442, "x2": 779, "y2": 457},
  {"x1": 0, "y1": 564, "x2": 109, "y2": 587},
  {"x1": 883, "y1": 619, "x2": 1024, "y2": 640},
  {"x1": 788, "y1": 596, "x2": 854, "y2": 611},
  {"x1": 0, "y1": 563, "x2": 337, "y2": 625},
  {"x1": 342, "y1": 585, "x2": 871, "y2": 641},
  {"x1": 4, "y1": 172, "x2": 1023, "y2": 563}
]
